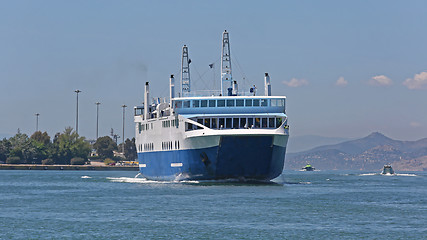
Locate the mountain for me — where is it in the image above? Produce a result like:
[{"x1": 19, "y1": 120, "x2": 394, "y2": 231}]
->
[
  {"x1": 286, "y1": 135, "x2": 351, "y2": 153},
  {"x1": 285, "y1": 132, "x2": 427, "y2": 171}
]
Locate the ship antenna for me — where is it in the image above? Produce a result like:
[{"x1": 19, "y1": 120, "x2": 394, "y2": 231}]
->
[
  {"x1": 221, "y1": 30, "x2": 233, "y2": 96},
  {"x1": 181, "y1": 45, "x2": 191, "y2": 96}
]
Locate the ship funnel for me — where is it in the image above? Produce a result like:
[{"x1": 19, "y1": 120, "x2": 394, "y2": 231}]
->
[
  {"x1": 170, "y1": 74, "x2": 175, "y2": 107},
  {"x1": 232, "y1": 80, "x2": 238, "y2": 96},
  {"x1": 144, "y1": 82, "x2": 149, "y2": 120},
  {"x1": 264, "y1": 73, "x2": 271, "y2": 96}
]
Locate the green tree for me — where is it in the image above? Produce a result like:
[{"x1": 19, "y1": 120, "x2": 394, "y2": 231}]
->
[
  {"x1": 124, "y1": 138, "x2": 137, "y2": 161},
  {"x1": 8, "y1": 133, "x2": 37, "y2": 163},
  {"x1": 31, "y1": 131, "x2": 50, "y2": 145},
  {"x1": 93, "y1": 136, "x2": 117, "y2": 159},
  {"x1": 30, "y1": 131, "x2": 52, "y2": 164},
  {"x1": 51, "y1": 127, "x2": 91, "y2": 164},
  {"x1": 0, "y1": 138, "x2": 11, "y2": 162}
]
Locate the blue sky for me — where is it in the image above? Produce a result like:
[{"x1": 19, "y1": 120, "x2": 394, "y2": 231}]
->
[{"x1": 1, "y1": 0, "x2": 426, "y2": 141}]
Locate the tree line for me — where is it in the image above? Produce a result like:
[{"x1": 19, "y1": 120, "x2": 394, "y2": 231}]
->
[{"x1": 0, "y1": 127, "x2": 137, "y2": 165}]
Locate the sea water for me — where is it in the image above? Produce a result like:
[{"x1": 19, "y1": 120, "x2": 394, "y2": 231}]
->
[{"x1": 0, "y1": 170, "x2": 426, "y2": 239}]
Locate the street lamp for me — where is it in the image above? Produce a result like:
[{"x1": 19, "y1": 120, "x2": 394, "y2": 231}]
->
[
  {"x1": 121, "y1": 104, "x2": 127, "y2": 153},
  {"x1": 35, "y1": 113, "x2": 40, "y2": 132},
  {"x1": 75, "y1": 89, "x2": 81, "y2": 135},
  {"x1": 95, "y1": 102, "x2": 101, "y2": 140}
]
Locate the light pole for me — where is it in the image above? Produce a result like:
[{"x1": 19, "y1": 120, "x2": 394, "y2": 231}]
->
[
  {"x1": 75, "y1": 90, "x2": 81, "y2": 135},
  {"x1": 95, "y1": 102, "x2": 100, "y2": 140},
  {"x1": 35, "y1": 113, "x2": 40, "y2": 132},
  {"x1": 121, "y1": 104, "x2": 127, "y2": 153}
]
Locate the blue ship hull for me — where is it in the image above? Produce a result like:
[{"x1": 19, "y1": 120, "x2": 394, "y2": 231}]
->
[{"x1": 138, "y1": 136, "x2": 286, "y2": 181}]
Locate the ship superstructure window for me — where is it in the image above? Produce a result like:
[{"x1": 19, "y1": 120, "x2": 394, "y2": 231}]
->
[
  {"x1": 248, "y1": 118, "x2": 254, "y2": 128},
  {"x1": 201, "y1": 100, "x2": 208, "y2": 107},
  {"x1": 269, "y1": 118, "x2": 275, "y2": 128},
  {"x1": 226, "y1": 118, "x2": 232, "y2": 128},
  {"x1": 226, "y1": 99, "x2": 235, "y2": 107},
  {"x1": 219, "y1": 118, "x2": 225, "y2": 128},
  {"x1": 233, "y1": 118, "x2": 239, "y2": 128},
  {"x1": 209, "y1": 100, "x2": 216, "y2": 107},
  {"x1": 245, "y1": 99, "x2": 252, "y2": 107},
  {"x1": 217, "y1": 100, "x2": 225, "y2": 107},
  {"x1": 253, "y1": 99, "x2": 260, "y2": 106},
  {"x1": 204, "y1": 118, "x2": 210, "y2": 128},
  {"x1": 183, "y1": 101, "x2": 190, "y2": 108},
  {"x1": 255, "y1": 118, "x2": 260, "y2": 128},
  {"x1": 212, "y1": 118, "x2": 218, "y2": 128},
  {"x1": 276, "y1": 117, "x2": 283, "y2": 127},
  {"x1": 261, "y1": 99, "x2": 268, "y2": 106},
  {"x1": 236, "y1": 99, "x2": 244, "y2": 107},
  {"x1": 193, "y1": 100, "x2": 200, "y2": 108},
  {"x1": 262, "y1": 118, "x2": 267, "y2": 128},
  {"x1": 144, "y1": 143, "x2": 154, "y2": 151},
  {"x1": 175, "y1": 101, "x2": 182, "y2": 108},
  {"x1": 186, "y1": 117, "x2": 284, "y2": 130},
  {"x1": 240, "y1": 118, "x2": 246, "y2": 128}
]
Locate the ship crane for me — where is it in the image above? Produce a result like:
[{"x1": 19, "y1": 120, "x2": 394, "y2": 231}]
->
[
  {"x1": 181, "y1": 45, "x2": 191, "y2": 97},
  {"x1": 221, "y1": 30, "x2": 236, "y2": 96}
]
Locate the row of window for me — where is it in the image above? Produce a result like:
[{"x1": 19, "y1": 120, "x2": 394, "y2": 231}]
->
[
  {"x1": 139, "y1": 143, "x2": 154, "y2": 152},
  {"x1": 174, "y1": 98, "x2": 285, "y2": 109},
  {"x1": 162, "y1": 141, "x2": 180, "y2": 150},
  {"x1": 185, "y1": 117, "x2": 284, "y2": 131},
  {"x1": 162, "y1": 119, "x2": 179, "y2": 128},
  {"x1": 138, "y1": 122, "x2": 153, "y2": 133}
]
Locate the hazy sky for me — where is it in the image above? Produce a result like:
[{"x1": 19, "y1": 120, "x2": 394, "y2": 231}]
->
[{"x1": 1, "y1": 0, "x2": 426, "y2": 141}]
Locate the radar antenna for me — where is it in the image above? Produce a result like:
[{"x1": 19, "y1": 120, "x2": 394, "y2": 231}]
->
[
  {"x1": 181, "y1": 45, "x2": 191, "y2": 96},
  {"x1": 221, "y1": 30, "x2": 233, "y2": 96}
]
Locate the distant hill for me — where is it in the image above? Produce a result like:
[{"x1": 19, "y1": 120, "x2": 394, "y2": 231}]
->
[
  {"x1": 285, "y1": 132, "x2": 427, "y2": 171},
  {"x1": 287, "y1": 135, "x2": 351, "y2": 153}
]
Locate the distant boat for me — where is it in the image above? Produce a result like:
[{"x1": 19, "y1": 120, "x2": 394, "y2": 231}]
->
[
  {"x1": 381, "y1": 164, "x2": 395, "y2": 175},
  {"x1": 302, "y1": 164, "x2": 315, "y2": 171}
]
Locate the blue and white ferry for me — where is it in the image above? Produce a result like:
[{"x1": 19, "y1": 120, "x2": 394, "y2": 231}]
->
[{"x1": 134, "y1": 31, "x2": 289, "y2": 181}]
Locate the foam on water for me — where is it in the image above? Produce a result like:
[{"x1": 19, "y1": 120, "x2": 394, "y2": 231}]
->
[
  {"x1": 358, "y1": 173, "x2": 418, "y2": 177},
  {"x1": 106, "y1": 177, "x2": 201, "y2": 184},
  {"x1": 81, "y1": 176, "x2": 92, "y2": 179}
]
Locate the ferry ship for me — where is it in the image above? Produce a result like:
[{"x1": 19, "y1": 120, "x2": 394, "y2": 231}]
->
[{"x1": 134, "y1": 31, "x2": 289, "y2": 181}]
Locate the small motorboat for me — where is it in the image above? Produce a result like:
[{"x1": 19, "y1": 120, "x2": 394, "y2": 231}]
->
[
  {"x1": 302, "y1": 164, "x2": 315, "y2": 171},
  {"x1": 381, "y1": 164, "x2": 395, "y2": 175}
]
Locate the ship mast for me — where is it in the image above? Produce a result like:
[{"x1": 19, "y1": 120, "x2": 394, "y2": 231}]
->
[
  {"x1": 221, "y1": 30, "x2": 233, "y2": 96},
  {"x1": 181, "y1": 45, "x2": 191, "y2": 96}
]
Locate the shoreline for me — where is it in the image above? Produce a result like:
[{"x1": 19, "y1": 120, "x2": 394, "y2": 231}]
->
[{"x1": 0, "y1": 164, "x2": 138, "y2": 171}]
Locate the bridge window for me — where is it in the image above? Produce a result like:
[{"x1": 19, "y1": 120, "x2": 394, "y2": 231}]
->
[
  {"x1": 226, "y1": 99, "x2": 235, "y2": 107},
  {"x1": 253, "y1": 99, "x2": 260, "y2": 106},
  {"x1": 217, "y1": 100, "x2": 225, "y2": 107},
  {"x1": 236, "y1": 99, "x2": 244, "y2": 107},
  {"x1": 245, "y1": 99, "x2": 252, "y2": 107},
  {"x1": 209, "y1": 100, "x2": 216, "y2": 107},
  {"x1": 183, "y1": 101, "x2": 190, "y2": 108},
  {"x1": 261, "y1": 99, "x2": 268, "y2": 106},
  {"x1": 201, "y1": 100, "x2": 208, "y2": 107},
  {"x1": 193, "y1": 100, "x2": 200, "y2": 108}
]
